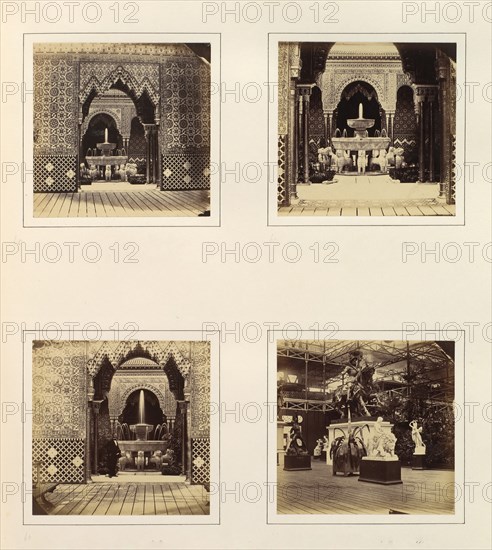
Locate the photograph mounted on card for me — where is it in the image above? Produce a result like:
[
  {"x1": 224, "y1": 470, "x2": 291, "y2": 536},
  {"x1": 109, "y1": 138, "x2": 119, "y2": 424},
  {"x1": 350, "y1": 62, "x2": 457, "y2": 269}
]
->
[
  {"x1": 23, "y1": 331, "x2": 220, "y2": 525},
  {"x1": 23, "y1": 33, "x2": 220, "y2": 227},
  {"x1": 267, "y1": 331, "x2": 464, "y2": 524},
  {"x1": 269, "y1": 33, "x2": 465, "y2": 226}
]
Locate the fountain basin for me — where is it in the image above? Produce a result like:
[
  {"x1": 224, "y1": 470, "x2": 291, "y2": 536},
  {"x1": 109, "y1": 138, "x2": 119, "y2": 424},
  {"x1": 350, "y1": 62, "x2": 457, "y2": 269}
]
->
[
  {"x1": 130, "y1": 423, "x2": 153, "y2": 441},
  {"x1": 119, "y1": 440, "x2": 167, "y2": 453},
  {"x1": 86, "y1": 155, "x2": 128, "y2": 167},
  {"x1": 332, "y1": 137, "x2": 390, "y2": 151}
]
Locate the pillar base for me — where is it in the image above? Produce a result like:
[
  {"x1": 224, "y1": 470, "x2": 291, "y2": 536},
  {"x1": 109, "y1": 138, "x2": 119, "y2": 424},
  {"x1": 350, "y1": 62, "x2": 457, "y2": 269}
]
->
[
  {"x1": 359, "y1": 458, "x2": 402, "y2": 485},
  {"x1": 412, "y1": 454, "x2": 426, "y2": 470}
]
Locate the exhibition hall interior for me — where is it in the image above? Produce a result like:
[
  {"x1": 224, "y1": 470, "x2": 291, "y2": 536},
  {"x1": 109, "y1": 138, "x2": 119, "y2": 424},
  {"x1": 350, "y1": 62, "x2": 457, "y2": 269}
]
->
[{"x1": 277, "y1": 340, "x2": 455, "y2": 514}]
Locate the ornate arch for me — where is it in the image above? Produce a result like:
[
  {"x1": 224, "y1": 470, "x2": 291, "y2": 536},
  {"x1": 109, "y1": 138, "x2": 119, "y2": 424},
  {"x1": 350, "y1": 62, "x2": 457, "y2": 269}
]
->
[
  {"x1": 81, "y1": 108, "x2": 122, "y2": 137},
  {"x1": 79, "y1": 63, "x2": 160, "y2": 107},
  {"x1": 113, "y1": 383, "x2": 167, "y2": 419},
  {"x1": 87, "y1": 340, "x2": 192, "y2": 379},
  {"x1": 334, "y1": 77, "x2": 386, "y2": 111}
]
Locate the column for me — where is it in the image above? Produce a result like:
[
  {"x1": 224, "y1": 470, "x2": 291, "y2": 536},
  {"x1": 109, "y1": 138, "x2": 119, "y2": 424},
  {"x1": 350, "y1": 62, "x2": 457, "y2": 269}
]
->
[
  {"x1": 152, "y1": 127, "x2": 158, "y2": 184},
  {"x1": 177, "y1": 400, "x2": 188, "y2": 477},
  {"x1": 286, "y1": 81, "x2": 299, "y2": 202},
  {"x1": 437, "y1": 57, "x2": 449, "y2": 198},
  {"x1": 413, "y1": 90, "x2": 426, "y2": 183},
  {"x1": 91, "y1": 400, "x2": 103, "y2": 474},
  {"x1": 428, "y1": 95, "x2": 435, "y2": 182},
  {"x1": 387, "y1": 112, "x2": 395, "y2": 144},
  {"x1": 143, "y1": 124, "x2": 152, "y2": 184},
  {"x1": 76, "y1": 123, "x2": 82, "y2": 191},
  {"x1": 86, "y1": 379, "x2": 95, "y2": 482},
  {"x1": 297, "y1": 84, "x2": 315, "y2": 184}
]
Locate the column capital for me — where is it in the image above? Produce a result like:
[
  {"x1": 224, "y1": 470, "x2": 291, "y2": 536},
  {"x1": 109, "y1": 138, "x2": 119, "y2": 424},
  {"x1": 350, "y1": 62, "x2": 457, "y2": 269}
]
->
[{"x1": 297, "y1": 83, "x2": 316, "y2": 98}]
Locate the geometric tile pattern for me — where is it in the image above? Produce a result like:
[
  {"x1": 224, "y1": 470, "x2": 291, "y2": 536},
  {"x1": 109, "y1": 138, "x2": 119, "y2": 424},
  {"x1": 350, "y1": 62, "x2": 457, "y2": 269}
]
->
[
  {"x1": 86, "y1": 341, "x2": 192, "y2": 379},
  {"x1": 32, "y1": 438, "x2": 85, "y2": 484},
  {"x1": 33, "y1": 154, "x2": 77, "y2": 192},
  {"x1": 189, "y1": 342, "x2": 211, "y2": 439},
  {"x1": 161, "y1": 58, "x2": 210, "y2": 153},
  {"x1": 394, "y1": 86, "x2": 418, "y2": 163},
  {"x1": 191, "y1": 437, "x2": 210, "y2": 485},
  {"x1": 79, "y1": 61, "x2": 160, "y2": 106},
  {"x1": 161, "y1": 153, "x2": 210, "y2": 190},
  {"x1": 32, "y1": 341, "x2": 87, "y2": 439},
  {"x1": 33, "y1": 55, "x2": 78, "y2": 154},
  {"x1": 277, "y1": 134, "x2": 287, "y2": 206},
  {"x1": 450, "y1": 133, "x2": 456, "y2": 204}
]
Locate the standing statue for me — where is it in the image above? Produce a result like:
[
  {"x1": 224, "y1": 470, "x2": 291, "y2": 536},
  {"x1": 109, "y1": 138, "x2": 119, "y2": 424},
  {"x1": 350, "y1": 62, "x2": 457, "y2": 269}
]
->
[
  {"x1": 104, "y1": 165, "x2": 112, "y2": 181},
  {"x1": 357, "y1": 150, "x2": 367, "y2": 174},
  {"x1": 285, "y1": 415, "x2": 309, "y2": 456},
  {"x1": 367, "y1": 417, "x2": 397, "y2": 458},
  {"x1": 409, "y1": 420, "x2": 426, "y2": 454},
  {"x1": 332, "y1": 350, "x2": 377, "y2": 418}
]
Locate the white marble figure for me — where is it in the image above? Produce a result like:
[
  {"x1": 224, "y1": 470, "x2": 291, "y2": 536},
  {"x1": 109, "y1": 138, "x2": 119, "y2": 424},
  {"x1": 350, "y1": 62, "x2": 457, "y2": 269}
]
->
[
  {"x1": 136, "y1": 450, "x2": 145, "y2": 471},
  {"x1": 357, "y1": 150, "x2": 367, "y2": 174},
  {"x1": 367, "y1": 417, "x2": 398, "y2": 459},
  {"x1": 104, "y1": 165, "x2": 112, "y2": 181},
  {"x1": 409, "y1": 420, "x2": 426, "y2": 455}
]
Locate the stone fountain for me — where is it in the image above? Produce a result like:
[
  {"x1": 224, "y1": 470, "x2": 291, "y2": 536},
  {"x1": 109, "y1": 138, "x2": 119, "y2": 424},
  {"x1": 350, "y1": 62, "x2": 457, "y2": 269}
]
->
[
  {"x1": 118, "y1": 390, "x2": 166, "y2": 458},
  {"x1": 331, "y1": 103, "x2": 391, "y2": 174},
  {"x1": 332, "y1": 103, "x2": 391, "y2": 152},
  {"x1": 85, "y1": 127, "x2": 128, "y2": 181}
]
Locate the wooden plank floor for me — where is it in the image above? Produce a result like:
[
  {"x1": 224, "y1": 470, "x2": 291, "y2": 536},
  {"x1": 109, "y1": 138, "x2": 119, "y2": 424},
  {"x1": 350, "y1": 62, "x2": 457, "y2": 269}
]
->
[
  {"x1": 279, "y1": 201, "x2": 455, "y2": 217},
  {"x1": 33, "y1": 190, "x2": 210, "y2": 218},
  {"x1": 41, "y1": 482, "x2": 209, "y2": 515},
  {"x1": 277, "y1": 462, "x2": 454, "y2": 515}
]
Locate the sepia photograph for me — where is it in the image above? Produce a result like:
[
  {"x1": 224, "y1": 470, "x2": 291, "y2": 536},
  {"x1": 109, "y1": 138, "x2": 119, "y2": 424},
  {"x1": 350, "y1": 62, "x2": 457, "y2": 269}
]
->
[
  {"x1": 276, "y1": 41, "x2": 458, "y2": 218},
  {"x1": 275, "y1": 339, "x2": 457, "y2": 516},
  {"x1": 32, "y1": 41, "x2": 212, "y2": 219},
  {"x1": 30, "y1": 340, "x2": 211, "y2": 518}
]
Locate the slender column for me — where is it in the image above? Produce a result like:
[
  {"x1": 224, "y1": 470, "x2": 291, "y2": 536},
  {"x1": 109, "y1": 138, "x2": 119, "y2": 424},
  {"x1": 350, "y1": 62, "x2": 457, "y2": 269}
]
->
[
  {"x1": 86, "y1": 378, "x2": 95, "y2": 483},
  {"x1": 387, "y1": 112, "x2": 395, "y2": 144},
  {"x1": 297, "y1": 84, "x2": 315, "y2": 184},
  {"x1": 177, "y1": 400, "x2": 188, "y2": 477},
  {"x1": 428, "y1": 97, "x2": 435, "y2": 182},
  {"x1": 322, "y1": 111, "x2": 329, "y2": 145},
  {"x1": 91, "y1": 400, "x2": 103, "y2": 474},
  {"x1": 416, "y1": 97, "x2": 425, "y2": 182},
  {"x1": 76, "y1": 123, "x2": 82, "y2": 192},
  {"x1": 143, "y1": 124, "x2": 152, "y2": 184},
  {"x1": 152, "y1": 128, "x2": 158, "y2": 184}
]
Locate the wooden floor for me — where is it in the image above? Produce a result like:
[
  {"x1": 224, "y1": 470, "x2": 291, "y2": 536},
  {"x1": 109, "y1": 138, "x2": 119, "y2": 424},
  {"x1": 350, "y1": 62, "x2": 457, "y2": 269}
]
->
[
  {"x1": 279, "y1": 200, "x2": 455, "y2": 217},
  {"x1": 277, "y1": 461, "x2": 455, "y2": 515},
  {"x1": 33, "y1": 189, "x2": 210, "y2": 218},
  {"x1": 40, "y1": 482, "x2": 209, "y2": 515}
]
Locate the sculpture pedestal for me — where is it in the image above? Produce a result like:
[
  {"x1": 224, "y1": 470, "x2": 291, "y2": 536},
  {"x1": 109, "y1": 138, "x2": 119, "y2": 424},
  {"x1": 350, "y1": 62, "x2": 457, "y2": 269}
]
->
[
  {"x1": 412, "y1": 453, "x2": 426, "y2": 470},
  {"x1": 359, "y1": 457, "x2": 402, "y2": 485},
  {"x1": 284, "y1": 455, "x2": 311, "y2": 471}
]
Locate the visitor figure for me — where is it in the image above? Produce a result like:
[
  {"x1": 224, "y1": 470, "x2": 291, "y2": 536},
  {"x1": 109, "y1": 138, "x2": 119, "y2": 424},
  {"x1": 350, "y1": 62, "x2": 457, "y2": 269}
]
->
[{"x1": 106, "y1": 437, "x2": 121, "y2": 478}]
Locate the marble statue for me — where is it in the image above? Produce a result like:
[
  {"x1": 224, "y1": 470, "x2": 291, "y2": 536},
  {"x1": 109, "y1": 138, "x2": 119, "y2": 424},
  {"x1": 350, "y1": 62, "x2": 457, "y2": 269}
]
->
[
  {"x1": 335, "y1": 150, "x2": 352, "y2": 173},
  {"x1": 104, "y1": 165, "x2": 112, "y2": 181},
  {"x1": 149, "y1": 450, "x2": 164, "y2": 470},
  {"x1": 357, "y1": 150, "x2": 367, "y2": 174},
  {"x1": 367, "y1": 417, "x2": 397, "y2": 459},
  {"x1": 136, "y1": 450, "x2": 145, "y2": 471},
  {"x1": 409, "y1": 420, "x2": 426, "y2": 454},
  {"x1": 387, "y1": 147, "x2": 405, "y2": 169},
  {"x1": 118, "y1": 451, "x2": 133, "y2": 471}
]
